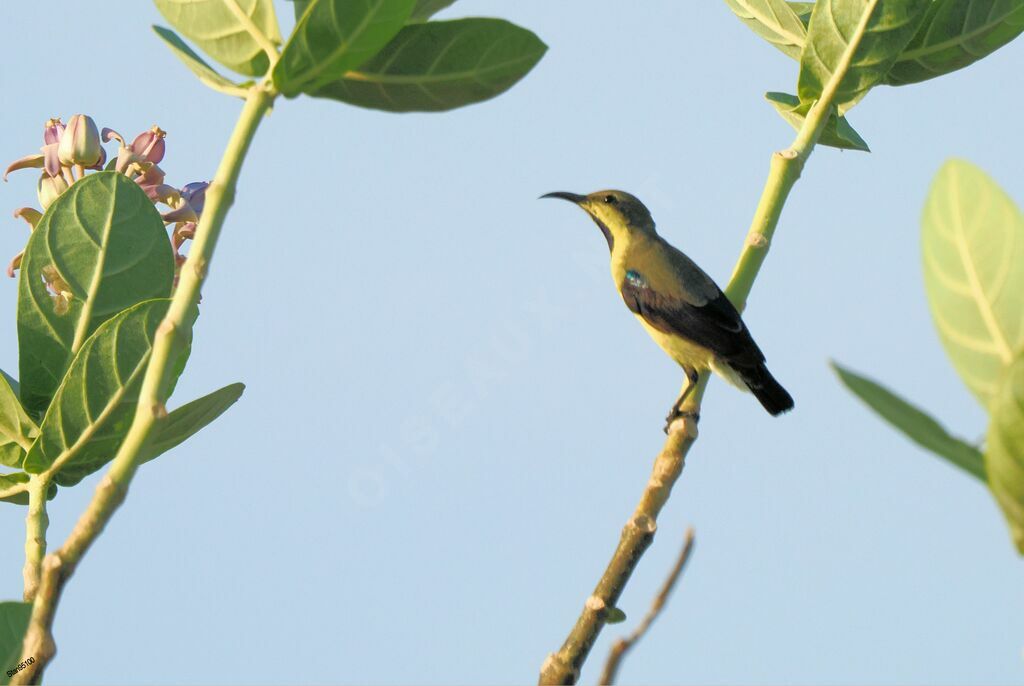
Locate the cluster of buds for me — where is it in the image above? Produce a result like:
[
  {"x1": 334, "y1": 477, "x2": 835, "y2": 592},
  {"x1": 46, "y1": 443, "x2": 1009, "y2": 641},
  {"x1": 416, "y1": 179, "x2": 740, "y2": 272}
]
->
[{"x1": 3, "y1": 115, "x2": 209, "y2": 297}]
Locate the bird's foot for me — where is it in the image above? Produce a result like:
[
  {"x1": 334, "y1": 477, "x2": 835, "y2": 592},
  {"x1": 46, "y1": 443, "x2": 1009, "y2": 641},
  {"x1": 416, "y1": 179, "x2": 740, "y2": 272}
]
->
[{"x1": 663, "y1": 409, "x2": 700, "y2": 434}]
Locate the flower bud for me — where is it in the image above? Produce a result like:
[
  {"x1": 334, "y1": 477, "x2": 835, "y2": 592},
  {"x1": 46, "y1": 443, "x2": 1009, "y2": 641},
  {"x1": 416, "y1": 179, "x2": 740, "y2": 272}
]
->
[
  {"x1": 131, "y1": 126, "x2": 166, "y2": 164},
  {"x1": 87, "y1": 145, "x2": 107, "y2": 171},
  {"x1": 42, "y1": 118, "x2": 65, "y2": 146},
  {"x1": 58, "y1": 114, "x2": 102, "y2": 167},
  {"x1": 37, "y1": 172, "x2": 69, "y2": 209}
]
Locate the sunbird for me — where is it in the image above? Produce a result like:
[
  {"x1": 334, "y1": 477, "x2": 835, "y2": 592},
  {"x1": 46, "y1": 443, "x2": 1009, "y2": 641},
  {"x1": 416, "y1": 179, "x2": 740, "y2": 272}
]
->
[{"x1": 543, "y1": 190, "x2": 793, "y2": 430}]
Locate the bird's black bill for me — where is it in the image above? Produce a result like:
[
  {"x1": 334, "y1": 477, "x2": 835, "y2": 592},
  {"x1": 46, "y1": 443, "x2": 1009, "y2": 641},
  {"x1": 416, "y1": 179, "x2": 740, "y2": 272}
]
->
[{"x1": 540, "y1": 191, "x2": 586, "y2": 204}]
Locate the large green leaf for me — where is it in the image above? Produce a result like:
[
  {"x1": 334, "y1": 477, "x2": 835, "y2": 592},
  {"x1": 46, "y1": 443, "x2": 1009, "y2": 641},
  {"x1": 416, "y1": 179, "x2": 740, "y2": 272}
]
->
[
  {"x1": 274, "y1": 0, "x2": 416, "y2": 97},
  {"x1": 985, "y1": 355, "x2": 1024, "y2": 553},
  {"x1": 152, "y1": 25, "x2": 248, "y2": 96},
  {"x1": 885, "y1": 0, "x2": 1024, "y2": 85},
  {"x1": 922, "y1": 160, "x2": 1024, "y2": 409},
  {"x1": 723, "y1": 0, "x2": 807, "y2": 59},
  {"x1": 141, "y1": 382, "x2": 245, "y2": 464},
  {"x1": 410, "y1": 0, "x2": 456, "y2": 21},
  {"x1": 293, "y1": 0, "x2": 313, "y2": 20},
  {"x1": 23, "y1": 300, "x2": 171, "y2": 487},
  {"x1": 833, "y1": 362, "x2": 985, "y2": 480},
  {"x1": 0, "y1": 373, "x2": 37, "y2": 469},
  {"x1": 765, "y1": 91, "x2": 870, "y2": 151},
  {"x1": 153, "y1": 0, "x2": 282, "y2": 77},
  {"x1": 313, "y1": 18, "x2": 547, "y2": 112},
  {"x1": 0, "y1": 601, "x2": 32, "y2": 685},
  {"x1": 798, "y1": 0, "x2": 930, "y2": 114},
  {"x1": 17, "y1": 172, "x2": 174, "y2": 416}
]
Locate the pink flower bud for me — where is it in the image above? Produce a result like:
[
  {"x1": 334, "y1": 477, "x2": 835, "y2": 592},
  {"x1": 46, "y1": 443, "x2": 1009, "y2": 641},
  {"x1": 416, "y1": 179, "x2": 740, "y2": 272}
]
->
[
  {"x1": 58, "y1": 114, "x2": 102, "y2": 167},
  {"x1": 37, "y1": 119, "x2": 65, "y2": 177},
  {"x1": 42, "y1": 118, "x2": 65, "y2": 146},
  {"x1": 131, "y1": 126, "x2": 166, "y2": 164}
]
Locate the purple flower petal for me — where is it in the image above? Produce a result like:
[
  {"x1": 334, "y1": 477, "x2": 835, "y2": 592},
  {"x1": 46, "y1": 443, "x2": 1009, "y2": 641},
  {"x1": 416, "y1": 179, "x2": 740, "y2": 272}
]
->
[
  {"x1": 181, "y1": 181, "x2": 209, "y2": 215},
  {"x1": 42, "y1": 143, "x2": 62, "y2": 177},
  {"x1": 42, "y1": 118, "x2": 65, "y2": 146}
]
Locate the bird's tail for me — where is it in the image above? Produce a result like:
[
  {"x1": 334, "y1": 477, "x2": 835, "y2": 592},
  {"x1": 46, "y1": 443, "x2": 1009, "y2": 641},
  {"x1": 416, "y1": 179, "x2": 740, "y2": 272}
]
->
[{"x1": 736, "y1": 363, "x2": 794, "y2": 416}]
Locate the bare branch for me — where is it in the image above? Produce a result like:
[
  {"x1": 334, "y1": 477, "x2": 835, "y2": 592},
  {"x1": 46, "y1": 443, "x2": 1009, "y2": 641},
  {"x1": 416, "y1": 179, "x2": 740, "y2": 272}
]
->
[{"x1": 599, "y1": 527, "x2": 696, "y2": 685}]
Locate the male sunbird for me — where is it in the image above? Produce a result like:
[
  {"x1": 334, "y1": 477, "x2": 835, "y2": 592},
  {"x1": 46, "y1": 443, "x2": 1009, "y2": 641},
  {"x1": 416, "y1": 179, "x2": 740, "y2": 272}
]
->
[{"x1": 543, "y1": 190, "x2": 793, "y2": 430}]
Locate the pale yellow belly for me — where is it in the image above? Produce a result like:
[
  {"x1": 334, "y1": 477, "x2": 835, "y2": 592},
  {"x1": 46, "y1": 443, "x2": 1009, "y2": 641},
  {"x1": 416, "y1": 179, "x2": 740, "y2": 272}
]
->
[{"x1": 635, "y1": 315, "x2": 748, "y2": 390}]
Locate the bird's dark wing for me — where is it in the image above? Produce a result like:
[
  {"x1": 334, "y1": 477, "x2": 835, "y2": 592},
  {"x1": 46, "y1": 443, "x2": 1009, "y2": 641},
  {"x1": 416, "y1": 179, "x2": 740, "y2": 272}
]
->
[{"x1": 621, "y1": 269, "x2": 765, "y2": 366}]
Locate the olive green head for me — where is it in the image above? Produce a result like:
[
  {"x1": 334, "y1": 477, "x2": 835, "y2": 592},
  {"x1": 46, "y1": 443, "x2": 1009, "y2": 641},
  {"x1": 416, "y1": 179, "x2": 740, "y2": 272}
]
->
[{"x1": 541, "y1": 189, "x2": 655, "y2": 250}]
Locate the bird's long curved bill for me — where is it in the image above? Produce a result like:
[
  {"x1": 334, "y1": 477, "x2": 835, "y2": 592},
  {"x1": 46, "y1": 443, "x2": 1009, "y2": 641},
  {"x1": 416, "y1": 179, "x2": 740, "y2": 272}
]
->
[{"x1": 540, "y1": 191, "x2": 586, "y2": 204}]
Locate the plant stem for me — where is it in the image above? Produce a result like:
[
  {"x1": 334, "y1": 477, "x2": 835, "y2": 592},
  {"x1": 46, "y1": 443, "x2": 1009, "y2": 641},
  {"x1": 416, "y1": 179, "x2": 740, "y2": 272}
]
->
[
  {"x1": 11, "y1": 82, "x2": 276, "y2": 685},
  {"x1": 599, "y1": 527, "x2": 696, "y2": 686},
  {"x1": 538, "y1": 67, "x2": 851, "y2": 686},
  {"x1": 22, "y1": 474, "x2": 50, "y2": 602}
]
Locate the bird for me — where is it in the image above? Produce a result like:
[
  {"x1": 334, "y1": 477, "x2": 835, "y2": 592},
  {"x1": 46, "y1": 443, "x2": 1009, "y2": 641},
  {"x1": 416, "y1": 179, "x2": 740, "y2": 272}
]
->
[{"x1": 542, "y1": 189, "x2": 793, "y2": 431}]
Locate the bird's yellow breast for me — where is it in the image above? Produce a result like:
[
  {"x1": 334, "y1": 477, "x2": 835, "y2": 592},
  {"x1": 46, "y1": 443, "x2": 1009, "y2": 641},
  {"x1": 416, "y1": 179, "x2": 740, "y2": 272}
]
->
[
  {"x1": 634, "y1": 315, "x2": 715, "y2": 370},
  {"x1": 610, "y1": 233, "x2": 715, "y2": 371}
]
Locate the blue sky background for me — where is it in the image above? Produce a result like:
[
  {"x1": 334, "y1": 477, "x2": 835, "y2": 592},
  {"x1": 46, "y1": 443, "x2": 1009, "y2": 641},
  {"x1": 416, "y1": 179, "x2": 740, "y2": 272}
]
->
[{"x1": 2, "y1": 2, "x2": 1023, "y2": 684}]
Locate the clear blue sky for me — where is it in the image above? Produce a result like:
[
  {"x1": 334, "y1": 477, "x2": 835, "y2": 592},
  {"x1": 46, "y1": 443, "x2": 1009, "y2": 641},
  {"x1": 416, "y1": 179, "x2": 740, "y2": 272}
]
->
[{"x1": 2, "y1": 2, "x2": 1023, "y2": 684}]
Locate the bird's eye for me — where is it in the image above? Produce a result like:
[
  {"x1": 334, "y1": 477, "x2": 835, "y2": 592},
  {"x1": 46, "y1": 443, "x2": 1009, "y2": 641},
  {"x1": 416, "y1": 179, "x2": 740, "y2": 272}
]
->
[{"x1": 603, "y1": 195, "x2": 617, "y2": 204}]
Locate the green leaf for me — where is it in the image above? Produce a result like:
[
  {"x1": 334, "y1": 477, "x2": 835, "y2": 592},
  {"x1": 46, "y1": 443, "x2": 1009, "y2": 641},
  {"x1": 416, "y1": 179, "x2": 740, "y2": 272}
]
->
[
  {"x1": 0, "y1": 473, "x2": 29, "y2": 505},
  {"x1": 885, "y1": 0, "x2": 1024, "y2": 85},
  {"x1": 274, "y1": 0, "x2": 416, "y2": 97},
  {"x1": 293, "y1": 0, "x2": 312, "y2": 20},
  {"x1": 0, "y1": 601, "x2": 32, "y2": 685},
  {"x1": 0, "y1": 373, "x2": 38, "y2": 469},
  {"x1": 722, "y1": 0, "x2": 807, "y2": 59},
  {"x1": 798, "y1": 0, "x2": 930, "y2": 114},
  {"x1": 153, "y1": 0, "x2": 282, "y2": 77},
  {"x1": 832, "y1": 362, "x2": 985, "y2": 480},
  {"x1": 605, "y1": 607, "x2": 627, "y2": 624},
  {"x1": 23, "y1": 300, "x2": 170, "y2": 487},
  {"x1": 0, "y1": 372, "x2": 19, "y2": 398},
  {"x1": 789, "y1": 1, "x2": 815, "y2": 25},
  {"x1": 764, "y1": 91, "x2": 870, "y2": 151},
  {"x1": 0, "y1": 473, "x2": 56, "y2": 506},
  {"x1": 152, "y1": 25, "x2": 249, "y2": 96},
  {"x1": 410, "y1": 0, "x2": 456, "y2": 21},
  {"x1": 313, "y1": 18, "x2": 547, "y2": 112},
  {"x1": 17, "y1": 172, "x2": 174, "y2": 416},
  {"x1": 141, "y1": 383, "x2": 245, "y2": 464},
  {"x1": 922, "y1": 159, "x2": 1024, "y2": 409},
  {"x1": 986, "y1": 355, "x2": 1024, "y2": 553}
]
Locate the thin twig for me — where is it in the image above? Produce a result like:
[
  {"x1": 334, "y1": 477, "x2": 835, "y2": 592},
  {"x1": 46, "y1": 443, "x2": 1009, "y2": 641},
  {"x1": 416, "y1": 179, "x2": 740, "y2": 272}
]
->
[{"x1": 598, "y1": 527, "x2": 696, "y2": 686}]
